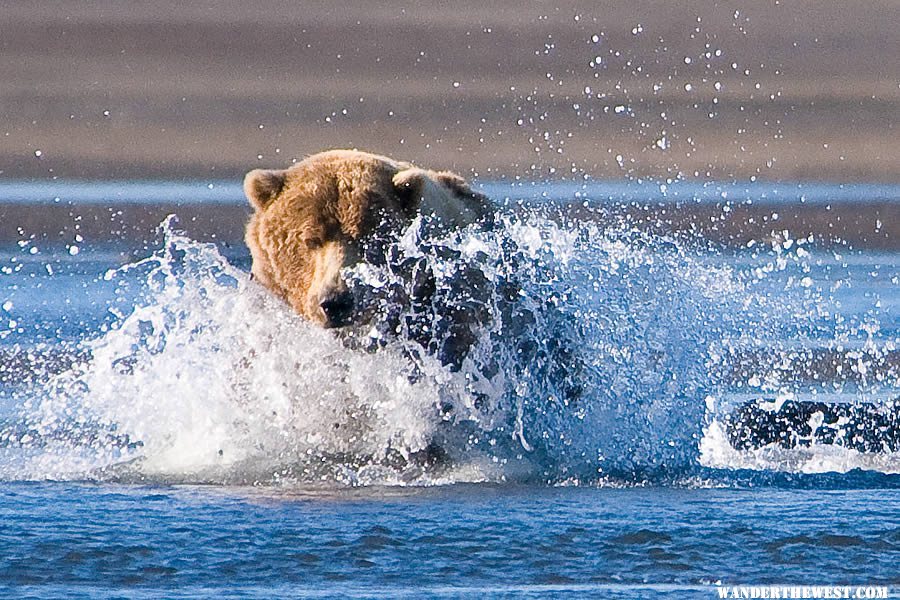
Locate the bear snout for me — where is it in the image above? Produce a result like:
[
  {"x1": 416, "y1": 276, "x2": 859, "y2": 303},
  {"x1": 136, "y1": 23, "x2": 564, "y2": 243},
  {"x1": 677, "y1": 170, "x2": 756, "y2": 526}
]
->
[{"x1": 319, "y1": 290, "x2": 355, "y2": 328}]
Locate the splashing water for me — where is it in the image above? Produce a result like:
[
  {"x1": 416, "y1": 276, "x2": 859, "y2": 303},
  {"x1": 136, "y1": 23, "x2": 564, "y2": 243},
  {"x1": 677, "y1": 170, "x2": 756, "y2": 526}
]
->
[{"x1": 1, "y1": 211, "x2": 897, "y2": 485}]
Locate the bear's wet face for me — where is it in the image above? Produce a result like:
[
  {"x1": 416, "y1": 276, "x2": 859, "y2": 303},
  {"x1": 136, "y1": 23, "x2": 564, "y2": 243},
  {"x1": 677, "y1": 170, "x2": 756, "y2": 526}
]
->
[
  {"x1": 294, "y1": 221, "x2": 403, "y2": 329},
  {"x1": 245, "y1": 198, "x2": 398, "y2": 328},
  {"x1": 243, "y1": 150, "x2": 491, "y2": 330}
]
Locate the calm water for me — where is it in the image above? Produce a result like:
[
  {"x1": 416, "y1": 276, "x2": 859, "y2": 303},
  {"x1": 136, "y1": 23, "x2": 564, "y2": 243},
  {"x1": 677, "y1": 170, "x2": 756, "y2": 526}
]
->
[
  {"x1": 1, "y1": 484, "x2": 898, "y2": 598},
  {"x1": 0, "y1": 182, "x2": 898, "y2": 597}
]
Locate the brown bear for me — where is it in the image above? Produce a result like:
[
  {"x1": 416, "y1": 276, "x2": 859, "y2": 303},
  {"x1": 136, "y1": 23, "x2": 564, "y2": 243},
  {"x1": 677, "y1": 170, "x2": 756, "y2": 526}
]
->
[{"x1": 243, "y1": 149, "x2": 492, "y2": 329}]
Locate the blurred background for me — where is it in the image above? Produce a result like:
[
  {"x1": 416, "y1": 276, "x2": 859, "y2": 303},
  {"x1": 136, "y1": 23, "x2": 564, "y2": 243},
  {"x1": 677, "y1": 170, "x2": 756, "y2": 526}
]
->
[{"x1": 2, "y1": 0, "x2": 898, "y2": 183}]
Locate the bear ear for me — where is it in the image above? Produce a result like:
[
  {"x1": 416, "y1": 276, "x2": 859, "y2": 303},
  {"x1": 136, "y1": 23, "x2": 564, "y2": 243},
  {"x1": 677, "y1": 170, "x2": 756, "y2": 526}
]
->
[
  {"x1": 433, "y1": 171, "x2": 479, "y2": 197},
  {"x1": 434, "y1": 170, "x2": 494, "y2": 226},
  {"x1": 392, "y1": 168, "x2": 428, "y2": 217},
  {"x1": 244, "y1": 169, "x2": 286, "y2": 211}
]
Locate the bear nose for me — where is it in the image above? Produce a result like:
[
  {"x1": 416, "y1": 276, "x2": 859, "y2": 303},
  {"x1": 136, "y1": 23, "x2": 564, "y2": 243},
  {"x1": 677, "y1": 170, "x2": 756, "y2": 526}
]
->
[{"x1": 320, "y1": 291, "x2": 354, "y2": 327}]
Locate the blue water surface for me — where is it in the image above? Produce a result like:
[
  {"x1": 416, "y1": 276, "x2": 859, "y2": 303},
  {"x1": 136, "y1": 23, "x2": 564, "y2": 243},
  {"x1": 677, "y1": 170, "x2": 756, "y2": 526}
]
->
[
  {"x1": 1, "y1": 483, "x2": 898, "y2": 599},
  {"x1": 0, "y1": 181, "x2": 898, "y2": 598}
]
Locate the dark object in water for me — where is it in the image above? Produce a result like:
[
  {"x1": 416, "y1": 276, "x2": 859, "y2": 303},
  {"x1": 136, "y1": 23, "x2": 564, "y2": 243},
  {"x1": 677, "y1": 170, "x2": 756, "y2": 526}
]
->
[{"x1": 725, "y1": 399, "x2": 899, "y2": 453}]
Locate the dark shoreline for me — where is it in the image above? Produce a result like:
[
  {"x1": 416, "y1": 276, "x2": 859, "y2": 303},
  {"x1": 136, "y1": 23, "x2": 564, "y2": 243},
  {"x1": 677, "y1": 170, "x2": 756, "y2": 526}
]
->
[{"x1": 3, "y1": 197, "x2": 897, "y2": 251}]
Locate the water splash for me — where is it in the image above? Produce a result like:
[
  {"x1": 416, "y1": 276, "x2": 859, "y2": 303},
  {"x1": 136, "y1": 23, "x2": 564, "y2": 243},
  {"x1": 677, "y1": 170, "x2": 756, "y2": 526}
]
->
[{"x1": 1, "y1": 212, "x2": 897, "y2": 485}]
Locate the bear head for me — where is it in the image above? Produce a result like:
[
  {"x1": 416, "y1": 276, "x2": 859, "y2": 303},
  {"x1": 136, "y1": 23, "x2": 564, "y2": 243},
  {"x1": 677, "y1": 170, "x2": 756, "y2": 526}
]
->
[{"x1": 243, "y1": 149, "x2": 491, "y2": 328}]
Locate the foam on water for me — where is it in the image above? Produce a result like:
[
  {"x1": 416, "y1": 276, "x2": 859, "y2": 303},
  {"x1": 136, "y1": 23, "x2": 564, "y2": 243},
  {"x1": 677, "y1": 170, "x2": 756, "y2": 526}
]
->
[
  {"x1": 0, "y1": 212, "x2": 897, "y2": 485},
  {"x1": 699, "y1": 420, "x2": 900, "y2": 475}
]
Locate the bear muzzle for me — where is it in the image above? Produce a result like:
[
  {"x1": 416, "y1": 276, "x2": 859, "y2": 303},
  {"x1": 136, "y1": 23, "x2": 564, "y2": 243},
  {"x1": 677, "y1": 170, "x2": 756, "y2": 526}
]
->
[{"x1": 319, "y1": 289, "x2": 355, "y2": 328}]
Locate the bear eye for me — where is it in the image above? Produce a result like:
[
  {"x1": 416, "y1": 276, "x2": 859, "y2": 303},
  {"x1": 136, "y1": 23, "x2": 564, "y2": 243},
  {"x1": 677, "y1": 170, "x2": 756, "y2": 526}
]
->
[{"x1": 303, "y1": 237, "x2": 324, "y2": 250}]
